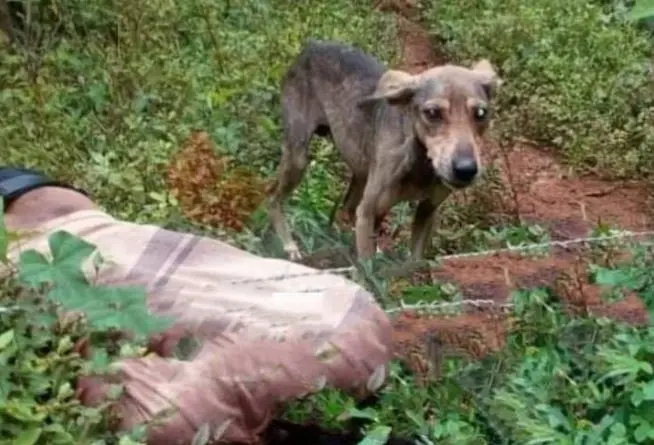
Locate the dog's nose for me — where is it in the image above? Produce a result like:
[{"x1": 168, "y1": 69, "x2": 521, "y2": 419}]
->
[{"x1": 451, "y1": 155, "x2": 478, "y2": 183}]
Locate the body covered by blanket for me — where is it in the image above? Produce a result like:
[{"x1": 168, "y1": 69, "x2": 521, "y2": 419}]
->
[{"x1": 5, "y1": 205, "x2": 392, "y2": 444}]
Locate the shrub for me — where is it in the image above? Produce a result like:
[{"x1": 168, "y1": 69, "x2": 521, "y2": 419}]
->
[{"x1": 422, "y1": 0, "x2": 654, "y2": 178}]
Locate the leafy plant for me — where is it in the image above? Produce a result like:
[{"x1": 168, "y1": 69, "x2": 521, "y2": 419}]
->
[
  {"x1": 627, "y1": 0, "x2": 654, "y2": 21},
  {"x1": 0, "y1": 202, "x2": 170, "y2": 444}
]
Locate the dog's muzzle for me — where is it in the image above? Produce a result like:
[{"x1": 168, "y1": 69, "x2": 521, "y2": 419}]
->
[{"x1": 451, "y1": 155, "x2": 478, "y2": 184}]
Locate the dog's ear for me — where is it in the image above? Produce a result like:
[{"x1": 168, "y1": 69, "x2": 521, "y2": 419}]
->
[
  {"x1": 471, "y1": 59, "x2": 502, "y2": 100},
  {"x1": 358, "y1": 69, "x2": 417, "y2": 108}
]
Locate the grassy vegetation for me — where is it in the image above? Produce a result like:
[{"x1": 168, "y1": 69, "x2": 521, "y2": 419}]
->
[
  {"x1": 0, "y1": 222, "x2": 171, "y2": 444},
  {"x1": 3, "y1": 0, "x2": 654, "y2": 444},
  {"x1": 1, "y1": 0, "x2": 398, "y2": 230},
  {"x1": 424, "y1": 0, "x2": 654, "y2": 178}
]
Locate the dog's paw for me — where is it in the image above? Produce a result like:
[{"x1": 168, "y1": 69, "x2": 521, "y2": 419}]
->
[{"x1": 284, "y1": 244, "x2": 303, "y2": 262}]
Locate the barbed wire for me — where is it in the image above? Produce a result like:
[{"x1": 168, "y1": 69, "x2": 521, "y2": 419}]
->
[
  {"x1": 384, "y1": 298, "x2": 514, "y2": 315},
  {"x1": 230, "y1": 229, "x2": 654, "y2": 285}
]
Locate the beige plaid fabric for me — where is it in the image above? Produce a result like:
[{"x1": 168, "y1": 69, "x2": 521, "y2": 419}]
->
[{"x1": 5, "y1": 210, "x2": 392, "y2": 444}]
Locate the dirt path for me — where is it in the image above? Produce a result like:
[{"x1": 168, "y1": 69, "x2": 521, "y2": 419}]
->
[{"x1": 379, "y1": 0, "x2": 654, "y2": 380}]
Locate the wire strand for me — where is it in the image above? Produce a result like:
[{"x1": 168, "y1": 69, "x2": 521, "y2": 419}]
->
[{"x1": 230, "y1": 229, "x2": 654, "y2": 285}]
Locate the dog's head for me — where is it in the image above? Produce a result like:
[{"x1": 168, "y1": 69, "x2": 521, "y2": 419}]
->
[{"x1": 361, "y1": 60, "x2": 501, "y2": 189}]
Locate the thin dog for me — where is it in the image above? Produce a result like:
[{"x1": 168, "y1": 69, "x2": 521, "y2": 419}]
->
[{"x1": 268, "y1": 40, "x2": 501, "y2": 261}]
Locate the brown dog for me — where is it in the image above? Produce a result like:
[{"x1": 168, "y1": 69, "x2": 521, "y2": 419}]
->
[{"x1": 268, "y1": 40, "x2": 501, "y2": 261}]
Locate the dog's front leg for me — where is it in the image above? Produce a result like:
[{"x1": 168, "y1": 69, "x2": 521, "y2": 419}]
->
[
  {"x1": 410, "y1": 187, "x2": 451, "y2": 260},
  {"x1": 410, "y1": 200, "x2": 436, "y2": 260},
  {"x1": 355, "y1": 199, "x2": 378, "y2": 259}
]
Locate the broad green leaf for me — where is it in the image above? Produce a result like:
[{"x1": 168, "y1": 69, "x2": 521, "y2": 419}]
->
[
  {"x1": 633, "y1": 421, "x2": 654, "y2": 442},
  {"x1": 339, "y1": 406, "x2": 379, "y2": 422},
  {"x1": 16, "y1": 229, "x2": 174, "y2": 338},
  {"x1": 357, "y1": 425, "x2": 392, "y2": 445},
  {"x1": 18, "y1": 249, "x2": 53, "y2": 288},
  {"x1": 0, "y1": 329, "x2": 14, "y2": 350},
  {"x1": 642, "y1": 380, "x2": 654, "y2": 401},
  {"x1": 626, "y1": 0, "x2": 654, "y2": 21},
  {"x1": 610, "y1": 422, "x2": 627, "y2": 437},
  {"x1": 547, "y1": 406, "x2": 570, "y2": 430},
  {"x1": 593, "y1": 267, "x2": 632, "y2": 288},
  {"x1": 632, "y1": 387, "x2": 645, "y2": 407},
  {"x1": 19, "y1": 231, "x2": 98, "y2": 289},
  {"x1": 46, "y1": 278, "x2": 92, "y2": 308},
  {"x1": 13, "y1": 427, "x2": 42, "y2": 445},
  {"x1": 42, "y1": 422, "x2": 74, "y2": 441},
  {"x1": 69, "y1": 285, "x2": 172, "y2": 337},
  {"x1": 90, "y1": 349, "x2": 111, "y2": 371},
  {"x1": 4, "y1": 401, "x2": 45, "y2": 422},
  {"x1": 48, "y1": 230, "x2": 97, "y2": 282}
]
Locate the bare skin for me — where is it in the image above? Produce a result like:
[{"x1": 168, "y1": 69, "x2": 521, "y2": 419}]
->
[{"x1": 4, "y1": 187, "x2": 97, "y2": 232}]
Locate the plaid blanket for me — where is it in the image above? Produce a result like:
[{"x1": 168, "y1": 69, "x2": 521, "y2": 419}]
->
[{"x1": 6, "y1": 209, "x2": 392, "y2": 444}]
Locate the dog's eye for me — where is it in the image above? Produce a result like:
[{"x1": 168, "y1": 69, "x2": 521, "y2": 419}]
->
[
  {"x1": 423, "y1": 107, "x2": 442, "y2": 122},
  {"x1": 474, "y1": 106, "x2": 488, "y2": 121}
]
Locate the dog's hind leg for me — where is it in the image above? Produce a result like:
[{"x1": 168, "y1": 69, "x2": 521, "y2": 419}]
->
[
  {"x1": 268, "y1": 141, "x2": 311, "y2": 261},
  {"x1": 329, "y1": 175, "x2": 366, "y2": 228},
  {"x1": 268, "y1": 77, "x2": 324, "y2": 261},
  {"x1": 354, "y1": 178, "x2": 390, "y2": 259},
  {"x1": 342, "y1": 176, "x2": 366, "y2": 224}
]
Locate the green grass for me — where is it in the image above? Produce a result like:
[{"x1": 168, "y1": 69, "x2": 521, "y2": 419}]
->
[
  {"x1": 3, "y1": 0, "x2": 654, "y2": 443},
  {"x1": 1, "y1": 0, "x2": 398, "y2": 225},
  {"x1": 423, "y1": 0, "x2": 654, "y2": 178}
]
